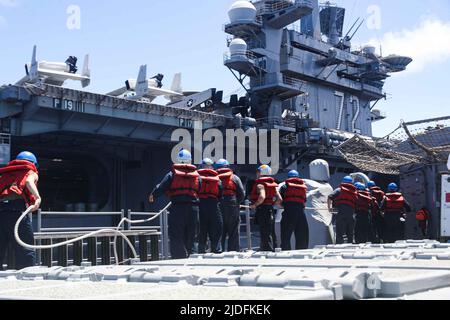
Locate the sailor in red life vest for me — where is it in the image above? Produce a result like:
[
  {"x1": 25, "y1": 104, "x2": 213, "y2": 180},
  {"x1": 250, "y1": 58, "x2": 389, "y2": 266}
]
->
[
  {"x1": 416, "y1": 207, "x2": 429, "y2": 238},
  {"x1": 278, "y1": 170, "x2": 309, "y2": 250},
  {"x1": 149, "y1": 149, "x2": 201, "y2": 259},
  {"x1": 328, "y1": 176, "x2": 358, "y2": 244},
  {"x1": 215, "y1": 159, "x2": 245, "y2": 252},
  {"x1": 0, "y1": 152, "x2": 41, "y2": 270},
  {"x1": 197, "y1": 158, "x2": 223, "y2": 254},
  {"x1": 354, "y1": 183, "x2": 373, "y2": 244},
  {"x1": 368, "y1": 181, "x2": 385, "y2": 243},
  {"x1": 250, "y1": 165, "x2": 282, "y2": 252},
  {"x1": 380, "y1": 183, "x2": 412, "y2": 243}
]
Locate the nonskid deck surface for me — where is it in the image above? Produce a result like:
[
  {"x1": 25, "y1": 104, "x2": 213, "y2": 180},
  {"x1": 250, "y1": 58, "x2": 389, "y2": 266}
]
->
[{"x1": 1, "y1": 240, "x2": 450, "y2": 300}]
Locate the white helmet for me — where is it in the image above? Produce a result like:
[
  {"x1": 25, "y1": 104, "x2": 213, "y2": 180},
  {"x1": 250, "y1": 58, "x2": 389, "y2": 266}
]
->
[
  {"x1": 258, "y1": 164, "x2": 272, "y2": 176},
  {"x1": 177, "y1": 149, "x2": 192, "y2": 164}
]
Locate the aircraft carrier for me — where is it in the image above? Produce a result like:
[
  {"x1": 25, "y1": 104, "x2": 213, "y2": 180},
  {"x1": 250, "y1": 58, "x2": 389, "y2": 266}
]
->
[{"x1": 0, "y1": 0, "x2": 449, "y2": 300}]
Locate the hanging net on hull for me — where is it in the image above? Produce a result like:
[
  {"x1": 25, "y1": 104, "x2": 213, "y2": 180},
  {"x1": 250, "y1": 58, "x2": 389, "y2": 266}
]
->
[{"x1": 336, "y1": 116, "x2": 450, "y2": 175}]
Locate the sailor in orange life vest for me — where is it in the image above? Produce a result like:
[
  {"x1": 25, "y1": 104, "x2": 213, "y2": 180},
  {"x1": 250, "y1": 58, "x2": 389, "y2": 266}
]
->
[
  {"x1": 0, "y1": 152, "x2": 41, "y2": 270},
  {"x1": 215, "y1": 159, "x2": 245, "y2": 252},
  {"x1": 354, "y1": 182, "x2": 375, "y2": 244},
  {"x1": 149, "y1": 149, "x2": 201, "y2": 259},
  {"x1": 250, "y1": 165, "x2": 282, "y2": 252},
  {"x1": 197, "y1": 158, "x2": 223, "y2": 254},
  {"x1": 328, "y1": 176, "x2": 358, "y2": 244},
  {"x1": 380, "y1": 183, "x2": 412, "y2": 243},
  {"x1": 416, "y1": 207, "x2": 429, "y2": 238},
  {"x1": 278, "y1": 170, "x2": 309, "y2": 250},
  {"x1": 368, "y1": 181, "x2": 385, "y2": 243}
]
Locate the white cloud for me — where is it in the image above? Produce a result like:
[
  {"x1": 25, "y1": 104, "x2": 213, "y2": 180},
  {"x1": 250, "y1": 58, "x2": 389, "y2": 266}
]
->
[
  {"x1": 366, "y1": 17, "x2": 450, "y2": 73},
  {"x1": 0, "y1": 0, "x2": 19, "y2": 7}
]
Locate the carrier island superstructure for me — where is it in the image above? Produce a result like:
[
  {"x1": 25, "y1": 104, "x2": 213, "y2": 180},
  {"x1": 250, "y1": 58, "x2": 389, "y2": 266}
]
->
[{"x1": 0, "y1": 0, "x2": 412, "y2": 215}]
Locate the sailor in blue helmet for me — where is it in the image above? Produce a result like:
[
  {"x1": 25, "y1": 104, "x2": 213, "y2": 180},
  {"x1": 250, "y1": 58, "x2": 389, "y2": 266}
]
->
[
  {"x1": 328, "y1": 176, "x2": 358, "y2": 244},
  {"x1": 354, "y1": 182, "x2": 374, "y2": 244},
  {"x1": 250, "y1": 165, "x2": 282, "y2": 252},
  {"x1": 197, "y1": 158, "x2": 223, "y2": 254},
  {"x1": 380, "y1": 183, "x2": 411, "y2": 243},
  {"x1": 278, "y1": 170, "x2": 309, "y2": 250},
  {"x1": 0, "y1": 151, "x2": 41, "y2": 270},
  {"x1": 149, "y1": 149, "x2": 201, "y2": 259},
  {"x1": 215, "y1": 159, "x2": 245, "y2": 252}
]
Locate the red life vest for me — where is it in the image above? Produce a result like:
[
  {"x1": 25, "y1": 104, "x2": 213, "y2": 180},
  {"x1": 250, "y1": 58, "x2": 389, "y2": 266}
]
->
[
  {"x1": 197, "y1": 169, "x2": 220, "y2": 200},
  {"x1": 356, "y1": 190, "x2": 372, "y2": 213},
  {"x1": 334, "y1": 183, "x2": 358, "y2": 209},
  {"x1": 385, "y1": 193, "x2": 405, "y2": 213},
  {"x1": 370, "y1": 186, "x2": 385, "y2": 205},
  {"x1": 371, "y1": 196, "x2": 380, "y2": 217},
  {"x1": 283, "y1": 178, "x2": 307, "y2": 204},
  {"x1": 217, "y1": 168, "x2": 237, "y2": 197},
  {"x1": 250, "y1": 177, "x2": 279, "y2": 206},
  {"x1": 0, "y1": 160, "x2": 38, "y2": 205},
  {"x1": 416, "y1": 209, "x2": 429, "y2": 221},
  {"x1": 166, "y1": 164, "x2": 200, "y2": 198}
]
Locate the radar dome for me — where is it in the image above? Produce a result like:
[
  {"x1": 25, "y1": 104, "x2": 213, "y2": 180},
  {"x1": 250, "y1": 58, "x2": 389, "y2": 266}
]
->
[
  {"x1": 228, "y1": 0, "x2": 257, "y2": 23},
  {"x1": 229, "y1": 38, "x2": 248, "y2": 57}
]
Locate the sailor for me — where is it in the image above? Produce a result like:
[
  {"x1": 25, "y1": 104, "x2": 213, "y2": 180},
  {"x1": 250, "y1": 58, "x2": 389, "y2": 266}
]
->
[
  {"x1": 0, "y1": 152, "x2": 41, "y2": 270},
  {"x1": 328, "y1": 176, "x2": 358, "y2": 244},
  {"x1": 354, "y1": 183, "x2": 373, "y2": 244},
  {"x1": 215, "y1": 159, "x2": 245, "y2": 252},
  {"x1": 416, "y1": 207, "x2": 429, "y2": 238},
  {"x1": 149, "y1": 149, "x2": 201, "y2": 259},
  {"x1": 368, "y1": 181, "x2": 385, "y2": 243},
  {"x1": 197, "y1": 158, "x2": 223, "y2": 254},
  {"x1": 250, "y1": 165, "x2": 282, "y2": 252},
  {"x1": 380, "y1": 183, "x2": 412, "y2": 243},
  {"x1": 279, "y1": 170, "x2": 309, "y2": 250}
]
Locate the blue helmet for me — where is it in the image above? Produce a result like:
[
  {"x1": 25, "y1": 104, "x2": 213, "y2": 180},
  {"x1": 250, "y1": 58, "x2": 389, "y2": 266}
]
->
[
  {"x1": 258, "y1": 164, "x2": 272, "y2": 176},
  {"x1": 202, "y1": 158, "x2": 214, "y2": 166},
  {"x1": 288, "y1": 170, "x2": 300, "y2": 178},
  {"x1": 355, "y1": 182, "x2": 366, "y2": 191},
  {"x1": 215, "y1": 159, "x2": 229, "y2": 170},
  {"x1": 388, "y1": 183, "x2": 398, "y2": 192},
  {"x1": 176, "y1": 149, "x2": 192, "y2": 164},
  {"x1": 16, "y1": 151, "x2": 38, "y2": 166},
  {"x1": 343, "y1": 176, "x2": 353, "y2": 184},
  {"x1": 368, "y1": 181, "x2": 376, "y2": 188}
]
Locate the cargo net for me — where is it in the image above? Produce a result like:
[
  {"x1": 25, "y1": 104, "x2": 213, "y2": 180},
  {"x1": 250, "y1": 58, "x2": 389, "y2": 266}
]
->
[{"x1": 336, "y1": 116, "x2": 450, "y2": 175}]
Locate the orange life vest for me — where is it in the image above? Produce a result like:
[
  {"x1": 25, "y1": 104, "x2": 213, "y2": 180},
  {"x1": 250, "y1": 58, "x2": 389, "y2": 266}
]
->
[
  {"x1": 283, "y1": 178, "x2": 307, "y2": 204},
  {"x1": 217, "y1": 168, "x2": 237, "y2": 197},
  {"x1": 370, "y1": 186, "x2": 385, "y2": 205},
  {"x1": 385, "y1": 193, "x2": 405, "y2": 213},
  {"x1": 416, "y1": 209, "x2": 429, "y2": 221},
  {"x1": 356, "y1": 190, "x2": 372, "y2": 213},
  {"x1": 250, "y1": 177, "x2": 279, "y2": 206},
  {"x1": 166, "y1": 164, "x2": 200, "y2": 198},
  {"x1": 0, "y1": 160, "x2": 38, "y2": 205},
  {"x1": 197, "y1": 169, "x2": 220, "y2": 200},
  {"x1": 334, "y1": 183, "x2": 358, "y2": 209}
]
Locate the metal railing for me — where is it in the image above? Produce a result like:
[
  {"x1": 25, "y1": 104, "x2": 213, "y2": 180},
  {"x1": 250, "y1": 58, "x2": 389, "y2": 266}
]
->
[
  {"x1": 253, "y1": 73, "x2": 304, "y2": 90},
  {"x1": 256, "y1": 117, "x2": 297, "y2": 129},
  {"x1": 27, "y1": 209, "x2": 169, "y2": 268},
  {"x1": 258, "y1": 0, "x2": 313, "y2": 15}
]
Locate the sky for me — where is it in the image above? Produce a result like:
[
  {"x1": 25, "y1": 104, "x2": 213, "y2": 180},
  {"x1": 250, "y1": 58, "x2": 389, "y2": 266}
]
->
[{"x1": 0, "y1": 0, "x2": 449, "y2": 137}]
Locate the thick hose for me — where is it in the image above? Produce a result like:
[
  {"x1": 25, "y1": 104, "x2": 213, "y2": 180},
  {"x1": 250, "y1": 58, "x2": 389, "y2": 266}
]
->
[
  {"x1": 15, "y1": 206, "x2": 138, "y2": 265},
  {"x1": 113, "y1": 202, "x2": 172, "y2": 264}
]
